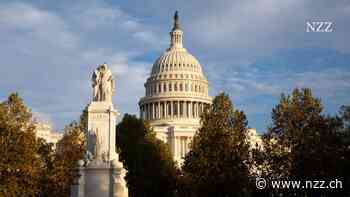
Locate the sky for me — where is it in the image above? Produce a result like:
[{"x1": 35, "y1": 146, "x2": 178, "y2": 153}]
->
[{"x1": 0, "y1": 0, "x2": 349, "y2": 133}]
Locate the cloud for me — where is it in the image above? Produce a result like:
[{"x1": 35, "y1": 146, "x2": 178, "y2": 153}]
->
[
  {"x1": 0, "y1": 2, "x2": 78, "y2": 50},
  {"x1": 0, "y1": 0, "x2": 349, "y2": 133},
  {"x1": 186, "y1": 0, "x2": 350, "y2": 57},
  {"x1": 0, "y1": 1, "x2": 159, "y2": 130}
]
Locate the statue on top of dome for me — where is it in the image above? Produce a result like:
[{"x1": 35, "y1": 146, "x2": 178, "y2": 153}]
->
[
  {"x1": 92, "y1": 63, "x2": 115, "y2": 102},
  {"x1": 173, "y1": 11, "x2": 181, "y2": 30}
]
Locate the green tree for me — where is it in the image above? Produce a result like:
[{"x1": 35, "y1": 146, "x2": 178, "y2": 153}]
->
[
  {"x1": 116, "y1": 114, "x2": 178, "y2": 197},
  {"x1": 0, "y1": 93, "x2": 42, "y2": 196},
  {"x1": 182, "y1": 92, "x2": 252, "y2": 197},
  {"x1": 262, "y1": 88, "x2": 349, "y2": 196}
]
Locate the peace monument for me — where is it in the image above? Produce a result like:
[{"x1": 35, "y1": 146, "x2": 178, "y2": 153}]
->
[{"x1": 71, "y1": 63, "x2": 128, "y2": 197}]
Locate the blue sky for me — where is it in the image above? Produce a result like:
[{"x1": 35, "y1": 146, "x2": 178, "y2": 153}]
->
[{"x1": 0, "y1": 0, "x2": 349, "y2": 133}]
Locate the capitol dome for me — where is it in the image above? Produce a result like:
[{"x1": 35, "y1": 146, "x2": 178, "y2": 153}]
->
[
  {"x1": 139, "y1": 11, "x2": 211, "y2": 163},
  {"x1": 150, "y1": 47, "x2": 204, "y2": 77}
]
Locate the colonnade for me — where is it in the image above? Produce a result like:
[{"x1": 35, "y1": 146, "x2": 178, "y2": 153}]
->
[
  {"x1": 173, "y1": 136, "x2": 192, "y2": 158},
  {"x1": 140, "y1": 100, "x2": 210, "y2": 120}
]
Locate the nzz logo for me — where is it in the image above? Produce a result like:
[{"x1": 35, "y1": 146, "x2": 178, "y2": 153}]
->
[{"x1": 306, "y1": 21, "x2": 334, "y2": 32}]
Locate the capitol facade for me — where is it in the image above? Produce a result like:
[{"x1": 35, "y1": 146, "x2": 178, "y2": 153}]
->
[{"x1": 139, "y1": 12, "x2": 212, "y2": 164}]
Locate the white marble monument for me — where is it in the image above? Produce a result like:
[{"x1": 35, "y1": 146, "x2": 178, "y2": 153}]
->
[{"x1": 71, "y1": 63, "x2": 128, "y2": 197}]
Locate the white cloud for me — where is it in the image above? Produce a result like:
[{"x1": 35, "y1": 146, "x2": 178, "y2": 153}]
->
[
  {"x1": 0, "y1": 0, "x2": 349, "y2": 132},
  {"x1": 0, "y1": 2, "x2": 78, "y2": 50},
  {"x1": 0, "y1": 1, "x2": 160, "y2": 130}
]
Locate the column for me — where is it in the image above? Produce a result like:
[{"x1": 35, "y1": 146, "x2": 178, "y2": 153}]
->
[
  {"x1": 195, "y1": 102, "x2": 197, "y2": 118},
  {"x1": 193, "y1": 102, "x2": 196, "y2": 118},
  {"x1": 189, "y1": 101, "x2": 192, "y2": 118},
  {"x1": 171, "y1": 101, "x2": 174, "y2": 117},
  {"x1": 199, "y1": 103, "x2": 201, "y2": 116},
  {"x1": 158, "y1": 102, "x2": 161, "y2": 119},
  {"x1": 155, "y1": 102, "x2": 157, "y2": 119},
  {"x1": 149, "y1": 103, "x2": 151, "y2": 120}
]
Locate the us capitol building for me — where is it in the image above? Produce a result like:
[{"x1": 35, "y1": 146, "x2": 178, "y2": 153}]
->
[{"x1": 139, "y1": 12, "x2": 212, "y2": 164}]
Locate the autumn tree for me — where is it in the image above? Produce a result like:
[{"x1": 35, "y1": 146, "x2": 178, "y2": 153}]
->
[
  {"x1": 0, "y1": 93, "x2": 42, "y2": 196},
  {"x1": 39, "y1": 111, "x2": 86, "y2": 196},
  {"x1": 116, "y1": 114, "x2": 178, "y2": 197},
  {"x1": 182, "y1": 92, "x2": 252, "y2": 197},
  {"x1": 262, "y1": 88, "x2": 349, "y2": 196},
  {"x1": 42, "y1": 122, "x2": 85, "y2": 197}
]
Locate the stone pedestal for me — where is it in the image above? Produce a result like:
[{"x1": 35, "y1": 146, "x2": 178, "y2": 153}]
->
[{"x1": 71, "y1": 101, "x2": 128, "y2": 197}]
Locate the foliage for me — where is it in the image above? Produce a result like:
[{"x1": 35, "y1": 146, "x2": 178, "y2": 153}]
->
[
  {"x1": 1, "y1": 89, "x2": 350, "y2": 197},
  {"x1": 116, "y1": 114, "x2": 178, "y2": 197},
  {"x1": 42, "y1": 121, "x2": 85, "y2": 197},
  {"x1": 0, "y1": 93, "x2": 42, "y2": 196},
  {"x1": 261, "y1": 88, "x2": 350, "y2": 196},
  {"x1": 182, "y1": 92, "x2": 252, "y2": 197}
]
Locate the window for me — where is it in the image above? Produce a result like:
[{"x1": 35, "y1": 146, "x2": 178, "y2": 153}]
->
[
  {"x1": 174, "y1": 102, "x2": 178, "y2": 115},
  {"x1": 169, "y1": 83, "x2": 172, "y2": 91},
  {"x1": 167, "y1": 102, "x2": 171, "y2": 115},
  {"x1": 180, "y1": 83, "x2": 183, "y2": 91},
  {"x1": 174, "y1": 83, "x2": 178, "y2": 91},
  {"x1": 159, "y1": 84, "x2": 162, "y2": 93},
  {"x1": 163, "y1": 84, "x2": 167, "y2": 92}
]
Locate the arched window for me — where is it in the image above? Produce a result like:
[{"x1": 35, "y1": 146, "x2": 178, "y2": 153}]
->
[
  {"x1": 174, "y1": 83, "x2": 178, "y2": 91},
  {"x1": 180, "y1": 83, "x2": 183, "y2": 91},
  {"x1": 163, "y1": 83, "x2": 167, "y2": 92},
  {"x1": 158, "y1": 84, "x2": 162, "y2": 93}
]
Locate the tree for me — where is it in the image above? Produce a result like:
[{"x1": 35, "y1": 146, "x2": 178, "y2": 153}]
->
[
  {"x1": 182, "y1": 92, "x2": 252, "y2": 197},
  {"x1": 116, "y1": 114, "x2": 178, "y2": 197},
  {"x1": 0, "y1": 93, "x2": 42, "y2": 196},
  {"x1": 336, "y1": 105, "x2": 350, "y2": 194},
  {"x1": 262, "y1": 88, "x2": 349, "y2": 196},
  {"x1": 43, "y1": 121, "x2": 85, "y2": 197}
]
